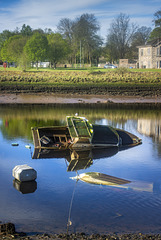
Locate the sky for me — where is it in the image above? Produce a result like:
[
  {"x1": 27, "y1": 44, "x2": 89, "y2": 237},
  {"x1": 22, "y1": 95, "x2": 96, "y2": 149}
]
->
[{"x1": 0, "y1": 0, "x2": 160, "y2": 40}]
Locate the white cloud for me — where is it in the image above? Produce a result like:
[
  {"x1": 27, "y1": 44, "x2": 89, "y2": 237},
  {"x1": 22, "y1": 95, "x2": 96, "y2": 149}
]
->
[
  {"x1": 0, "y1": 0, "x2": 107, "y2": 32},
  {"x1": 0, "y1": 0, "x2": 160, "y2": 39}
]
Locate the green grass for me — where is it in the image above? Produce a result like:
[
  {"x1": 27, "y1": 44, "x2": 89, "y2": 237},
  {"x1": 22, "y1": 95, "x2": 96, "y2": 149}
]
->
[{"x1": 0, "y1": 67, "x2": 161, "y2": 95}]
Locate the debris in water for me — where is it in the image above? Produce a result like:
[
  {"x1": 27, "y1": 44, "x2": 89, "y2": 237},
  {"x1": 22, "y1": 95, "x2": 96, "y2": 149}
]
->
[
  {"x1": 11, "y1": 143, "x2": 19, "y2": 146},
  {"x1": 25, "y1": 145, "x2": 31, "y2": 149}
]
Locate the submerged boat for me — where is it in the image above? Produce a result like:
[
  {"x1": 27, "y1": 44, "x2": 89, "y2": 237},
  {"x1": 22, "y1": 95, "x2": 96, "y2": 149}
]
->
[{"x1": 31, "y1": 115, "x2": 141, "y2": 150}]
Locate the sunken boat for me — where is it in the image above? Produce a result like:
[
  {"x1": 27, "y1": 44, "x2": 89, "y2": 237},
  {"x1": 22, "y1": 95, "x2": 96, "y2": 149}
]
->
[{"x1": 31, "y1": 116, "x2": 142, "y2": 150}]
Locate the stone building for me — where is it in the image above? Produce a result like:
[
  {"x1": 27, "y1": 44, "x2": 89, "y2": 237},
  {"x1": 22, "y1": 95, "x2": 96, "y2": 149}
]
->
[
  {"x1": 137, "y1": 38, "x2": 161, "y2": 69},
  {"x1": 119, "y1": 59, "x2": 138, "y2": 68}
]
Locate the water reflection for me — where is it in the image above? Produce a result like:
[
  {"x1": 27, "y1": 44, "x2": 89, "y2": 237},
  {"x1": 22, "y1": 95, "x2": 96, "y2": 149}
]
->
[
  {"x1": 32, "y1": 147, "x2": 160, "y2": 194},
  {"x1": 138, "y1": 119, "x2": 161, "y2": 142},
  {"x1": 13, "y1": 179, "x2": 37, "y2": 194},
  {"x1": 1, "y1": 103, "x2": 161, "y2": 145},
  {"x1": 32, "y1": 147, "x2": 119, "y2": 168}
]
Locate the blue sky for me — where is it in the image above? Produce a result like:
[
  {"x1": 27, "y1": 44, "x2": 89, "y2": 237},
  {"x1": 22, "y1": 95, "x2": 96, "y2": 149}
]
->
[{"x1": 0, "y1": 0, "x2": 160, "y2": 40}]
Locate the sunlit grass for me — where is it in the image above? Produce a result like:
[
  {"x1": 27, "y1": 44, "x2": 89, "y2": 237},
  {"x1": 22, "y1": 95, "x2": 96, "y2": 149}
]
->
[{"x1": 0, "y1": 67, "x2": 161, "y2": 92}]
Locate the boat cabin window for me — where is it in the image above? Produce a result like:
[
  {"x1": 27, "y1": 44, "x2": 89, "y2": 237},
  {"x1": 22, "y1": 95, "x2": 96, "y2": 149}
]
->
[{"x1": 54, "y1": 135, "x2": 67, "y2": 143}]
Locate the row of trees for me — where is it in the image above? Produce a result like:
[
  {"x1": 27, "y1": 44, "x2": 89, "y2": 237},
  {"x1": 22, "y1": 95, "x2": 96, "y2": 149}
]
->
[
  {"x1": 0, "y1": 13, "x2": 103, "y2": 69},
  {"x1": 0, "y1": 28, "x2": 71, "y2": 69},
  {"x1": 0, "y1": 10, "x2": 161, "y2": 69}
]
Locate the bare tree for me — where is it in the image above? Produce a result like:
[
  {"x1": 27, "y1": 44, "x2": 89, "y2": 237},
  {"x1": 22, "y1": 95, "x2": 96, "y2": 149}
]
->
[
  {"x1": 130, "y1": 26, "x2": 152, "y2": 58},
  {"x1": 57, "y1": 18, "x2": 74, "y2": 44},
  {"x1": 106, "y1": 13, "x2": 138, "y2": 61}
]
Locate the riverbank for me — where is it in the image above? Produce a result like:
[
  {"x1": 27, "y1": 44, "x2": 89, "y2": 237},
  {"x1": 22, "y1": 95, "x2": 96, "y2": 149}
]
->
[
  {"x1": 0, "y1": 93, "x2": 161, "y2": 104},
  {"x1": 1, "y1": 223, "x2": 161, "y2": 240},
  {"x1": 1, "y1": 229, "x2": 161, "y2": 240},
  {"x1": 2, "y1": 233, "x2": 161, "y2": 240},
  {"x1": 1, "y1": 69, "x2": 161, "y2": 104}
]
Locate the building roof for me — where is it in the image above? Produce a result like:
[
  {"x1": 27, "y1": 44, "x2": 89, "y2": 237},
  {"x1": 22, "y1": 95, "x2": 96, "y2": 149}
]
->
[{"x1": 137, "y1": 38, "x2": 161, "y2": 48}]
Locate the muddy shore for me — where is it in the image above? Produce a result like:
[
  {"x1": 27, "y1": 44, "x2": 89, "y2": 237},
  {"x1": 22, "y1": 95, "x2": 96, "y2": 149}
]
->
[
  {"x1": 0, "y1": 92, "x2": 161, "y2": 104},
  {"x1": 1, "y1": 222, "x2": 161, "y2": 240},
  {"x1": 1, "y1": 228, "x2": 161, "y2": 240}
]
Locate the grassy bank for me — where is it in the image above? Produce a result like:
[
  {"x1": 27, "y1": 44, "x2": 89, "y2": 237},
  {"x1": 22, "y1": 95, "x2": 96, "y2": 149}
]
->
[{"x1": 0, "y1": 68, "x2": 161, "y2": 96}]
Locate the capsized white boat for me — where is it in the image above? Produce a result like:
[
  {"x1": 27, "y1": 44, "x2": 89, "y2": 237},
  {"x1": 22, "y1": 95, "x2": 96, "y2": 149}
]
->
[
  {"x1": 71, "y1": 172, "x2": 131, "y2": 186},
  {"x1": 71, "y1": 172, "x2": 154, "y2": 192}
]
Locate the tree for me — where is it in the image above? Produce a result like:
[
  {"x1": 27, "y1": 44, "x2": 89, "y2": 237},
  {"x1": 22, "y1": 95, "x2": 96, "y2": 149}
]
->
[
  {"x1": 47, "y1": 33, "x2": 71, "y2": 68},
  {"x1": 57, "y1": 18, "x2": 73, "y2": 44},
  {"x1": 24, "y1": 33, "x2": 49, "y2": 69},
  {"x1": 73, "y1": 13, "x2": 103, "y2": 65},
  {"x1": 57, "y1": 13, "x2": 103, "y2": 66},
  {"x1": 20, "y1": 24, "x2": 32, "y2": 36},
  {"x1": 105, "y1": 13, "x2": 138, "y2": 61},
  {"x1": 57, "y1": 18, "x2": 75, "y2": 65},
  {"x1": 0, "y1": 30, "x2": 15, "y2": 59},
  {"x1": 130, "y1": 26, "x2": 152, "y2": 58},
  {"x1": 1, "y1": 35, "x2": 29, "y2": 69},
  {"x1": 153, "y1": 9, "x2": 161, "y2": 27},
  {"x1": 149, "y1": 9, "x2": 161, "y2": 40}
]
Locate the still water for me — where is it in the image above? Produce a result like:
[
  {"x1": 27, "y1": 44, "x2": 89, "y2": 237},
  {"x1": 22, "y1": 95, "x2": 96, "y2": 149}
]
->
[{"x1": 0, "y1": 104, "x2": 161, "y2": 235}]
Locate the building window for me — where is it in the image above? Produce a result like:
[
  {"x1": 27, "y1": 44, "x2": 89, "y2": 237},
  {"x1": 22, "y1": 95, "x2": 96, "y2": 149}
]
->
[
  {"x1": 157, "y1": 61, "x2": 161, "y2": 68},
  {"x1": 157, "y1": 48, "x2": 159, "y2": 56},
  {"x1": 141, "y1": 49, "x2": 143, "y2": 56},
  {"x1": 147, "y1": 48, "x2": 151, "y2": 55},
  {"x1": 157, "y1": 47, "x2": 161, "y2": 56}
]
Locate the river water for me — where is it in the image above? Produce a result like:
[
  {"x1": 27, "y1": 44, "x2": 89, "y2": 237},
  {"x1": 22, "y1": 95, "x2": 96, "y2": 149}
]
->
[{"x1": 0, "y1": 104, "x2": 161, "y2": 235}]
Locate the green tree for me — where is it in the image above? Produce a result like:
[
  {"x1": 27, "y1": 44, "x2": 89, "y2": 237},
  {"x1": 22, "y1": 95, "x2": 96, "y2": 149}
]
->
[
  {"x1": 0, "y1": 30, "x2": 15, "y2": 59},
  {"x1": 47, "y1": 33, "x2": 71, "y2": 68},
  {"x1": 1, "y1": 35, "x2": 28, "y2": 67},
  {"x1": 73, "y1": 13, "x2": 103, "y2": 65},
  {"x1": 24, "y1": 33, "x2": 49, "y2": 69},
  {"x1": 57, "y1": 13, "x2": 103, "y2": 66},
  {"x1": 20, "y1": 24, "x2": 32, "y2": 36},
  {"x1": 153, "y1": 9, "x2": 161, "y2": 27},
  {"x1": 149, "y1": 9, "x2": 161, "y2": 40}
]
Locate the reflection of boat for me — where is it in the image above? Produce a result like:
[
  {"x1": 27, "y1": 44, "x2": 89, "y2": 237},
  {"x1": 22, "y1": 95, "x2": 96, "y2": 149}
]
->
[
  {"x1": 32, "y1": 147, "x2": 161, "y2": 194},
  {"x1": 31, "y1": 116, "x2": 141, "y2": 150},
  {"x1": 32, "y1": 147, "x2": 119, "y2": 171}
]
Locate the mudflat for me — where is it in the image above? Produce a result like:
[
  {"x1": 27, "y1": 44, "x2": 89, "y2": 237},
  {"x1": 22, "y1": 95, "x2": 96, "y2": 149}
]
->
[{"x1": 0, "y1": 93, "x2": 161, "y2": 104}]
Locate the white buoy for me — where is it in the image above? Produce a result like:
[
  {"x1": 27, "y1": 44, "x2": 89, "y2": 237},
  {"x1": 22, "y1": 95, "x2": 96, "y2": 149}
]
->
[
  {"x1": 12, "y1": 143, "x2": 19, "y2": 146},
  {"x1": 12, "y1": 164, "x2": 37, "y2": 182},
  {"x1": 25, "y1": 145, "x2": 31, "y2": 149}
]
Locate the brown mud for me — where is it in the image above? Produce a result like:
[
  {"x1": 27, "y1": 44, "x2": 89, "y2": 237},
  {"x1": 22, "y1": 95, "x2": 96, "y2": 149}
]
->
[
  {"x1": 0, "y1": 92, "x2": 161, "y2": 104},
  {"x1": 1, "y1": 81, "x2": 161, "y2": 104}
]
